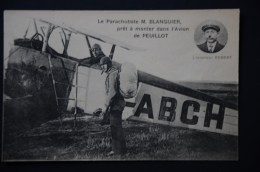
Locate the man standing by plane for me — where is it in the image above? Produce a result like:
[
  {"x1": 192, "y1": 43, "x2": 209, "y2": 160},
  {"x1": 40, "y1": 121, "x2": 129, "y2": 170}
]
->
[
  {"x1": 79, "y1": 43, "x2": 106, "y2": 65},
  {"x1": 197, "y1": 24, "x2": 225, "y2": 53},
  {"x1": 99, "y1": 56, "x2": 127, "y2": 156}
]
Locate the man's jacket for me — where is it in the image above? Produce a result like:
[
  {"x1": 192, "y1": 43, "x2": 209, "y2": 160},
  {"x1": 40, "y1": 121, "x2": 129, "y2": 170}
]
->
[
  {"x1": 105, "y1": 66, "x2": 126, "y2": 112},
  {"x1": 80, "y1": 53, "x2": 106, "y2": 65},
  {"x1": 198, "y1": 41, "x2": 224, "y2": 53}
]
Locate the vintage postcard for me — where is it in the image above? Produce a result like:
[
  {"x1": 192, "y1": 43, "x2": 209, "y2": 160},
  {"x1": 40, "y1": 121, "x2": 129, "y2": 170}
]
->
[{"x1": 3, "y1": 10, "x2": 239, "y2": 161}]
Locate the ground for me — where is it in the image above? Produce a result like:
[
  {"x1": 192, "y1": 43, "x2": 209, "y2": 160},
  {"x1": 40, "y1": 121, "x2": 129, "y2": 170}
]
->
[{"x1": 3, "y1": 115, "x2": 238, "y2": 161}]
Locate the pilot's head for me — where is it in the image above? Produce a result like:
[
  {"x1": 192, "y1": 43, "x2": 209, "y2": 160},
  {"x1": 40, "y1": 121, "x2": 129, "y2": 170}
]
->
[
  {"x1": 91, "y1": 44, "x2": 103, "y2": 57},
  {"x1": 202, "y1": 24, "x2": 220, "y2": 43},
  {"x1": 99, "y1": 56, "x2": 112, "y2": 73}
]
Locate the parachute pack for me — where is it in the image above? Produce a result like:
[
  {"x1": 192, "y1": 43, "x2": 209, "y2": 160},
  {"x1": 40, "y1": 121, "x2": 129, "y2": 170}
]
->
[{"x1": 118, "y1": 62, "x2": 138, "y2": 99}]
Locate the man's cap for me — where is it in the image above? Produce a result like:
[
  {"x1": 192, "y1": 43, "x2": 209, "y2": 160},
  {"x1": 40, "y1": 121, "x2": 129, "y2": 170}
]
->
[
  {"x1": 202, "y1": 24, "x2": 220, "y2": 32},
  {"x1": 92, "y1": 43, "x2": 102, "y2": 50},
  {"x1": 99, "y1": 56, "x2": 112, "y2": 66}
]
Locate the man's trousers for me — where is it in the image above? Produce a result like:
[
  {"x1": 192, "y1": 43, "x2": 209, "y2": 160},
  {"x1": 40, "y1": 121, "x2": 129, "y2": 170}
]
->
[{"x1": 110, "y1": 110, "x2": 126, "y2": 154}]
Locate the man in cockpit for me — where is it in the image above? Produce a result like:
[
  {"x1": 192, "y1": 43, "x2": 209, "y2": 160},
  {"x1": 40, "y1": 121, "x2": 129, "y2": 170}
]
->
[{"x1": 79, "y1": 43, "x2": 106, "y2": 65}]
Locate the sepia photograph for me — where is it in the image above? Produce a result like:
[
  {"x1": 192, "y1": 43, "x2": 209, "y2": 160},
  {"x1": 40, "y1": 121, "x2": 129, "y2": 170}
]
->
[
  {"x1": 2, "y1": 10, "x2": 239, "y2": 161},
  {"x1": 194, "y1": 20, "x2": 228, "y2": 53}
]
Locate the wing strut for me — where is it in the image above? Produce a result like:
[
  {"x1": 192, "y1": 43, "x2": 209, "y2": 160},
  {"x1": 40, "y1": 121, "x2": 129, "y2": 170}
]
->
[
  {"x1": 23, "y1": 21, "x2": 31, "y2": 38},
  {"x1": 33, "y1": 19, "x2": 39, "y2": 34},
  {"x1": 109, "y1": 44, "x2": 116, "y2": 60},
  {"x1": 85, "y1": 36, "x2": 94, "y2": 57},
  {"x1": 42, "y1": 24, "x2": 53, "y2": 52},
  {"x1": 63, "y1": 31, "x2": 72, "y2": 56}
]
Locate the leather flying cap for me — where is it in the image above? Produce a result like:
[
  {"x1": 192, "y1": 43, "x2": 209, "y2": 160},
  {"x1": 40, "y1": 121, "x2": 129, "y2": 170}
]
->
[
  {"x1": 202, "y1": 24, "x2": 220, "y2": 32},
  {"x1": 91, "y1": 43, "x2": 102, "y2": 51},
  {"x1": 100, "y1": 56, "x2": 112, "y2": 67}
]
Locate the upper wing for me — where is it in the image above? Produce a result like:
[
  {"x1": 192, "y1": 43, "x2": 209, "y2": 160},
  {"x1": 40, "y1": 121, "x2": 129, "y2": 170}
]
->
[{"x1": 38, "y1": 19, "x2": 145, "y2": 51}]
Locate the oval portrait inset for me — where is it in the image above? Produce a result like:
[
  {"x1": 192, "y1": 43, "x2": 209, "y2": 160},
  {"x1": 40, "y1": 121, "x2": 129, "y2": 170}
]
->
[{"x1": 194, "y1": 20, "x2": 228, "y2": 53}]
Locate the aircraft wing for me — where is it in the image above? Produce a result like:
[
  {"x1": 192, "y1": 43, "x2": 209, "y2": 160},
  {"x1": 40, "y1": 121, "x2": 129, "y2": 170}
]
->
[
  {"x1": 76, "y1": 58, "x2": 238, "y2": 111},
  {"x1": 66, "y1": 26, "x2": 145, "y2": 51},
  {"x1": 70, "y1": 58, "x2": 238, "y2": 136},
  {"x1": 39, "y1": 19, "x2": 145, "y2": 51}
]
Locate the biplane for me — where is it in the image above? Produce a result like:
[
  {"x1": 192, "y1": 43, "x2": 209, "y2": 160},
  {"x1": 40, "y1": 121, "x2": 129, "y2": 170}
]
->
[{"x1": 4, "y1": 18, "x2": 238, "y2": 136}]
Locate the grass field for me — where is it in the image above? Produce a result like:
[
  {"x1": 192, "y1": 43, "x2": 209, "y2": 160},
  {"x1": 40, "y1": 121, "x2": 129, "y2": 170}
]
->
[{"x1": 3, "y1": 115, "x2": 238, "y2": 161}]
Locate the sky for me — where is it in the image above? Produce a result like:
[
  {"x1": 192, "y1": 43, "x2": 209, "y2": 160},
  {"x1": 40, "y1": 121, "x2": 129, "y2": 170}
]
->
[{"x1": 4, "y1": 10, "x2": 239, "y2": 82}]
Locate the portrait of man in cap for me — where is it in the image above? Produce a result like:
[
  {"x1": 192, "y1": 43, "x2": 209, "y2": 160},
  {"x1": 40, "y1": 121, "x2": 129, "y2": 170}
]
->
[{"x1": 197, "y1": 24, "x2": 225, "y2": 53}]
